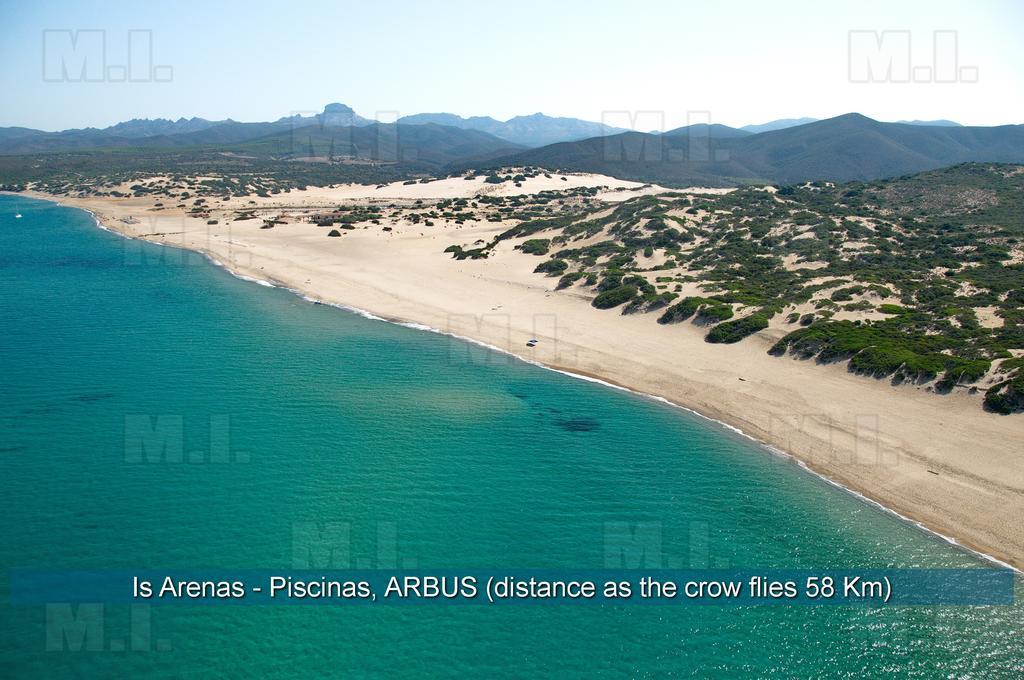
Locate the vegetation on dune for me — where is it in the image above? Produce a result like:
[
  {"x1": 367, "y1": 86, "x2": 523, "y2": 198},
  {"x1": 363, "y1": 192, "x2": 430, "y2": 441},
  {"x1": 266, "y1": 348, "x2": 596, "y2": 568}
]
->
[
  {"x1": 453, "y1": 162, "x2": 1024, "y2": 412},
  {"x1": 519, "y1": 239, "x2": 551, "y2": 255},
  {"x1": 534, "y1": 258, "x2": 569, "y2": 276},
  {"x1": 592, "y1": 285, "x2": 638, "y2": 309},
  {"x1": 444, "y1": 244, "x2": 488, "y2": 260},
  {"x1": 984, "y1": 358, "x2": 1024, "y2": 413},
  {"x1": 658, "y1": 297, "x2": 709, "y2": 324},
  {"x1": 706, "y1": 314, "x2": 770, "y2": 344}
]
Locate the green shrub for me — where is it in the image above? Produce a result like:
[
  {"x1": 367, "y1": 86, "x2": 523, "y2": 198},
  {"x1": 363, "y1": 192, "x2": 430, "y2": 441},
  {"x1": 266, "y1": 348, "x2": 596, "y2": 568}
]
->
[
  {"x1": 878, "y1": 304, "x2": 907, "y2": 315},
  {"x1": 534, "y1": 259, "x2": 568, "y2": 276},
  {"x1": 520, "y1": 239, "x2": 550, "y2": 255},
  {"x1": 556, "y1": 272, "x2": 584, "y2": 290},
  {"x1": 984, "y1": 374, "x2": 1024, "y2": 413},
  {"x1": 697, "y1": 303, "x2": 734, "y2": 323},
  {"x1": 596, "y1": 271, "x2": 625, "y2": 292},
  {"x1": 936, "y1": 359, "x2": 991, "y2": 391},
  {"x1": 657, "y1": 297, "x2": 704, "y2": 324},
  {"x1": 848, "y1": 346, "x2": 944, "y2": 381},
  {"x1": 444, "y1": 244, "x2": 488, "y2": 260},
  {"x1": 769, "y1": 320, "x2": 958, "y2": 383},
  {"x1": 592, "y1": 285, "x2": 638, "y2": 309},
  {"x1": 706, "y1": 314, "x2": 770, "y2": 344}
]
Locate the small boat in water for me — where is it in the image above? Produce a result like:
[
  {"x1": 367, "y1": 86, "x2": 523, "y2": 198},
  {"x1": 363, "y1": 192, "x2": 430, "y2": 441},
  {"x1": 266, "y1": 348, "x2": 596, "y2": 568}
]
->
[{"x1": 14, "y1": 213, "x2": 22, "y2": 219}]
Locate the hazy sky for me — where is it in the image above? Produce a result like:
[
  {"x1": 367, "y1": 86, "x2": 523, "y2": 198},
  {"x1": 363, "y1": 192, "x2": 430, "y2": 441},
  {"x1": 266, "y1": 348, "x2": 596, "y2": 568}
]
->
[{"x1": 2, "y1": 0, "x2": 1022, "y2": 131}]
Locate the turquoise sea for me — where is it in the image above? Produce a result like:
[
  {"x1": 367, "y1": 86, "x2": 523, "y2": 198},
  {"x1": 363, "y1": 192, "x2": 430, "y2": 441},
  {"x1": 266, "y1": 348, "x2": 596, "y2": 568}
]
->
[{"x1": 0, "y1": 194, "x2": 1021, "y2": 677}]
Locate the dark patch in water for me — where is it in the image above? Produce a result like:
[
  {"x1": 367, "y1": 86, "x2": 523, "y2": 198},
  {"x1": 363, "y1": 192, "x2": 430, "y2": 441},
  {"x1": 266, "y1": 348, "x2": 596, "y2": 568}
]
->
[
  {"x1": 0, "y1": 445, "x2": 27, "y2": 453},
  {"x1": 72, "y1": 393, "x2": 115, "y2": 403},
  {"x1": 555, "y1": 417, "x2": 600, "y2": 432},
  {"x1": 545, "y1": 407, "x2": 563, "y2": 414},
  {"x1": 510, "y1": 391, "x2": 528, "y2": 400}
]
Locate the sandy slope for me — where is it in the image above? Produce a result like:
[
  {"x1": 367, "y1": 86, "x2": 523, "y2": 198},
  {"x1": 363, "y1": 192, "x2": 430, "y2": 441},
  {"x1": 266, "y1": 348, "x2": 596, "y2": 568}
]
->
[{"x1": 24, "y1": 176, "x2": 1024, "y2": 570}]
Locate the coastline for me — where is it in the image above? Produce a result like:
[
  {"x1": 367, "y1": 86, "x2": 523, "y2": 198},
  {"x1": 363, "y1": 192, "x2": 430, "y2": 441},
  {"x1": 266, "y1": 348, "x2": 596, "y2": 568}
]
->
[{"x1": 14, "y1": 184, "x2": 1024, "y2": 572}]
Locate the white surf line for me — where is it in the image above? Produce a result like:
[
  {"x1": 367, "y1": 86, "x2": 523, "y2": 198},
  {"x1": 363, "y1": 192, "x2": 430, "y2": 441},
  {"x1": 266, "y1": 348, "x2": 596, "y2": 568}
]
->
[{"x1": 46, "y1": 195, "x2": 1021, "y2": 577}]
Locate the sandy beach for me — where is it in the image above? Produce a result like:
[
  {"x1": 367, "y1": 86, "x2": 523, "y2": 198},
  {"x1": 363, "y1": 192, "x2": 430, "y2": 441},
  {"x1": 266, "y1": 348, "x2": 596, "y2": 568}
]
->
[{"x1": 21, "y1": 174, "x2": 1024, "y2": 570}]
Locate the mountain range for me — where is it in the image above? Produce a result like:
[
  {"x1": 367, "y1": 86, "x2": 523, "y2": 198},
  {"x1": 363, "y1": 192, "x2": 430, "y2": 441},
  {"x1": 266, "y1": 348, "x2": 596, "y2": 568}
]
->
[
  {"x1": 1, "y1": 104, "x2": 1021, "y2": 188},
  {"x1": 395, "y1": 112, "x2": 627, "y2": 147},
  {"x1": 0, "y1": 104, "x2": 623, "y2": 154},
  {"x1": 479, "y1": 113, "x2": 1024, "y2": 185},
  {"x1": 737, "y1": 117, "x2": 963, "y2": 134},
  {"x1": 740, "y1": 117, "x2": 818, "y2": 134}
]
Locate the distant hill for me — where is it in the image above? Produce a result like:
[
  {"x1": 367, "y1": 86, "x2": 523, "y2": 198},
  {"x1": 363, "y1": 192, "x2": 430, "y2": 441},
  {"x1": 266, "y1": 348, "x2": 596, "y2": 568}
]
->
[
  {"x1": 101, "y1": 117, "x2": 221, "y2": 138},
  {"x1": 740, "y1": 117, "x2": 818, "y2": 133},
  {"x1": 226, "y1": 122, "x2": 523, "y2": 170},
  {"x1": 662, "y1": 123, "x2": 752, "y2": 138},
  {"x1": 896, "y1": 119, "x2": 962, "y2": 127},
  {"x1": 313, "y1": 102, "x2": 373, "y2": 127},
  {"x1": 1, "y1": 117, "x2": 224, "y2": 151},
  {"x1": 474, "y1": 113, "x2": 1024, "y2": 186},
  {"x1": 397, "y1": 112, "x2": 627, "y2": 147}
]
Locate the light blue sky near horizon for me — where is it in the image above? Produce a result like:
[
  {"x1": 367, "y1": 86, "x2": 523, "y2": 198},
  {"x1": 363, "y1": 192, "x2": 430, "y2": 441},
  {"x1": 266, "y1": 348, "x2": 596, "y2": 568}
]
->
[{"x1": 1, "y1": 0, "x2": 1022, "y2": 131}]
